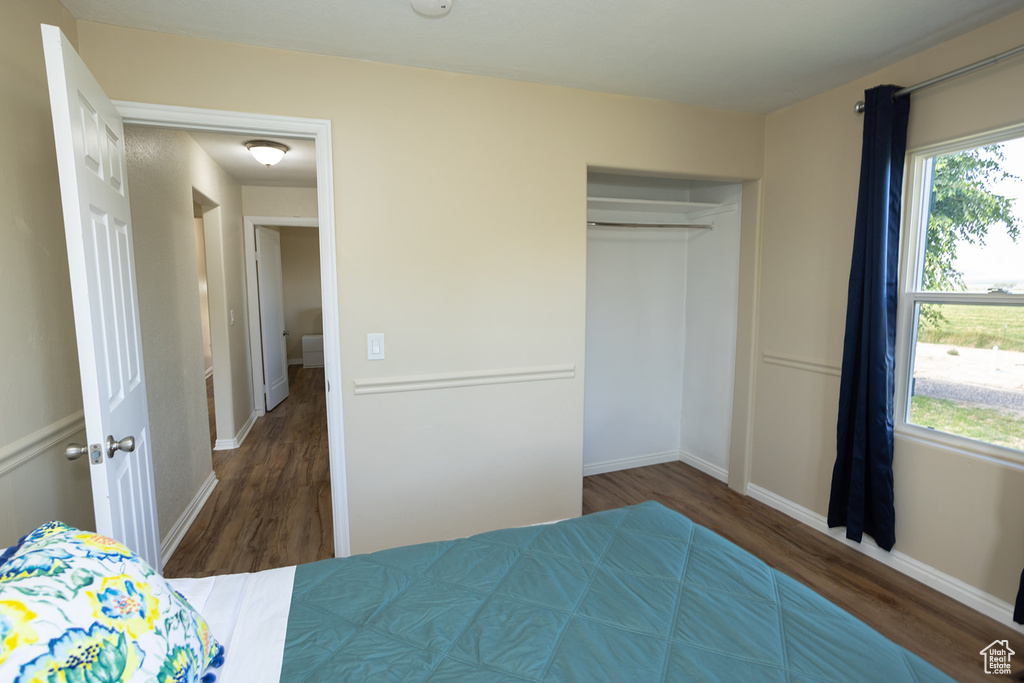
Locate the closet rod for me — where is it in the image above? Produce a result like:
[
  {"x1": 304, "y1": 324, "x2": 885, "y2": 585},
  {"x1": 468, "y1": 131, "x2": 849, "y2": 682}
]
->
[
  {"x1": 587, "y1": 221, "x2": 713, "y2": 230},
  {"x1": 854, "y1": 42, "x2": 1024, "y2": 113}
]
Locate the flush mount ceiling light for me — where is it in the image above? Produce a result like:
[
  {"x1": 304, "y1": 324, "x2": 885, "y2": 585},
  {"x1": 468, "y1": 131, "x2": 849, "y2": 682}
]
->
[
  {"x1": 245, "y1": 140, "x2": 289, "y2": 167},
  {"x1": 411, "y1": 0, "x2": 451, "y2": 17}
]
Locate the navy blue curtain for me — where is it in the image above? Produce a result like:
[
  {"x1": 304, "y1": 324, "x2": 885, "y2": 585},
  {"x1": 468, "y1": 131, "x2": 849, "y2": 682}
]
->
[
  {"x1": 828, "y1": 85, "x2": 910, "y2": 552},
  {"x1": 1015, "y1": 569, "x2": 1024, "y2": 623}
]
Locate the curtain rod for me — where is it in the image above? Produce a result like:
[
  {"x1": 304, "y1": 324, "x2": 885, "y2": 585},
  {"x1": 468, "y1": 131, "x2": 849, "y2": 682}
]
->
[
  {"x1": 854, "y1": 42, "x2": 1024, "y2": 113},
  {"x1": 587, "y1": 221, "x2": 713, "y2": 230}
]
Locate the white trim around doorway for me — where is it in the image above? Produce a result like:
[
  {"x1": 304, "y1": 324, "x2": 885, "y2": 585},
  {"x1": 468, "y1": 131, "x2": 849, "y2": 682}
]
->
[{"x1": 113, "y1": 101, "x2": 351, "y2": 558}]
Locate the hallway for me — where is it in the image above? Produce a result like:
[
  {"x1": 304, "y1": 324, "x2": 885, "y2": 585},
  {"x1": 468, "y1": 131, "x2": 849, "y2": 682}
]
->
[{"x1": 163, "y1": 365, "x2": 333, "y2": 578}]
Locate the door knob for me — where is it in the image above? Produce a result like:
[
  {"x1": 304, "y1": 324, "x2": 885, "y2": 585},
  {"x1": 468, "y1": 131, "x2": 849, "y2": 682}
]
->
[
  {"x1": 106, "y1": 435, "x2": 136, "y2": 459},
  {"x1": 65, "y1": 443, "x2": 88, "y2": 460}
]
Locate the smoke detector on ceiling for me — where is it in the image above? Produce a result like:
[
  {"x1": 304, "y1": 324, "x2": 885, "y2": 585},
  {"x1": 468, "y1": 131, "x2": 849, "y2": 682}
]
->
[{"x1": 411, "y1": 0, "x2": 451, "y2": 17}]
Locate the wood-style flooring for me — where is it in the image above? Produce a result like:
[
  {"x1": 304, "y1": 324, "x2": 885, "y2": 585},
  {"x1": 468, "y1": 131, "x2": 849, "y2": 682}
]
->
[
  {"x1": 167, "y1": 387, "x2": 1017, "y2": 681},
  {"x1": 584, "y1": 460, "x2": 1022, "y2": 682},
  {"x1": 163, "y1": 365, "x2": 333, "y2": 578}
]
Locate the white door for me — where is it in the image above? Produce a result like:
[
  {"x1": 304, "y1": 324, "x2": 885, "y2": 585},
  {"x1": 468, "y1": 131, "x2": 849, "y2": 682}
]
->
[
  {"x1": 42, "y1": 25, "x2": 161, "y2": 569},
  {"x1": 257, "y1": 227, "x2": 290, "y2": 411}
]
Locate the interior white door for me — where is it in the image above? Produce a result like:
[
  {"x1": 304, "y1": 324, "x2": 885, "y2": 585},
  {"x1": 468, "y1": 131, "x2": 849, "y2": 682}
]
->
[
  {"x1": 42, "y1": 24, "x2": 161, "y2": 568},
  {"x1": 257, "y1": 226, "x2": 290, "y2": 411}
]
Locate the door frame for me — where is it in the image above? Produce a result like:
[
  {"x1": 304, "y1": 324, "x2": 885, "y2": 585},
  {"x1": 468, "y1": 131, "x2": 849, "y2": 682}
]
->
[
  {"x1": 114, "y1": 101, "x2": 351, "y2": 557},
  {"x1": 244, "y1": 215, "x2": 318, "y2": 417}
]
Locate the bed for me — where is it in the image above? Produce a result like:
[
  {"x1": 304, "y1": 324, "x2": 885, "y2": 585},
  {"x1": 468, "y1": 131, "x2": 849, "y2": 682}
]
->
[{"x1": 1, "y1": 502, "x2": 953, "y2": 682}]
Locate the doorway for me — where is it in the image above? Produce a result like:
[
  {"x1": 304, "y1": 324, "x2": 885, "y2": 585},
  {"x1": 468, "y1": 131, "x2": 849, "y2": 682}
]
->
[
  {"x1": 193, "y1": 200, "x2": 216, "y2": 448},
  {"x1": 244, "y1": 216, "x2": 322, "y2": 419},
  {"x1": 118, "y1": 102, "x2": 350, "y2": 560}
]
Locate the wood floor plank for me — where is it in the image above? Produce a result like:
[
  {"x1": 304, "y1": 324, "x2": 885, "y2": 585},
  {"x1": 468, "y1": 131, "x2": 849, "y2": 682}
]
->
[
  {"x1": 163, "y1": 365, "x2": 333, "y2": 578},
  {"x1": 175, "y1": 378, "x2": 1019, "y2": 680},
  {"x1": 584, "y1": 460, "x2": 1022, "y2": 682}
]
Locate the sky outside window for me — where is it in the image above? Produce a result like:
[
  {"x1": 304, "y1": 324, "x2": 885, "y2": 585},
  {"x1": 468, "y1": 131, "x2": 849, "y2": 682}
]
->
[{"x1": 945, "y1": 136, "x2": 1024, "y2": 291}]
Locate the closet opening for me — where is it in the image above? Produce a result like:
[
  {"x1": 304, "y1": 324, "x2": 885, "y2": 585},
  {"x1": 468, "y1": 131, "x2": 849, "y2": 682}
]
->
[{"x1": 583, "y1": 170, "x2": 743, "y2": 482}]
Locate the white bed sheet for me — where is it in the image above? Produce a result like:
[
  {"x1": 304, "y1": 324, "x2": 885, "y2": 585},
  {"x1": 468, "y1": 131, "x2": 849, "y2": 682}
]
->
[{"x1": 168, "y1": 566, "x2": 295, "y2": 683}]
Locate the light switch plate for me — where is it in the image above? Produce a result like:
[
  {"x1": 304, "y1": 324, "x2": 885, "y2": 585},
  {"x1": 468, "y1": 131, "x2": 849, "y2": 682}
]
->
[{"x1": 367, "y1": 333, "x2": 385, "y2": 360}]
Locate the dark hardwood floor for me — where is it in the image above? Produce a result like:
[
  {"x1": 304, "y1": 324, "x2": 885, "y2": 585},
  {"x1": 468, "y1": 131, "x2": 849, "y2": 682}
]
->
[
  {"x1": 584, "y1": 460, "x2": 1022, "y2": 682},
  {"x1": 168, "y1": 384, "x2": 1018, "y2": 681},
  {"x1": 163, "y1": 365, "x2": 333, "y2": 579}
]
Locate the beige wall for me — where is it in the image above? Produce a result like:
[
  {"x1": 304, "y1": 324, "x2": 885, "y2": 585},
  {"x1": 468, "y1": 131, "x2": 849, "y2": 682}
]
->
[
  {"x1": 192, "y1": 154, "x2": 253, "y2": 447},
  {"x1": 277, "y1": 226, "x2": 323, "y2": 361},
  {"x1": 241, "y1": 185, "x2": 318, "y2": 219},
  {"x1": 0, "y1": 0, "x2": 93, "y2": 546},
  {"x1": 124, "y1": 126, "x2": 219, "y2": 540},
  {"x1": 75, "y1": 22, "x2": 764, "y2": 553},
  {"x1": 757, "y1": 9, "x2": 1024, "y2": 602}
]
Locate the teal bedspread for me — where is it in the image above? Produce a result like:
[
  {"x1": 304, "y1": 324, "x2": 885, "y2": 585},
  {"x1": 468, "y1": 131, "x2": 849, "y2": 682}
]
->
[{"x1": 281, "y1": 501, "x2": 952, "y2": 681}]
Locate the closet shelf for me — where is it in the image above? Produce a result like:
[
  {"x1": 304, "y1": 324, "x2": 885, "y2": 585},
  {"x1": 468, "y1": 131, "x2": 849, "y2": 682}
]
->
[
  {"x1": 587, "y1": 195, "x2": 734, "y2": 230},
  {"x1": 586, "y1": 197, "x2": 721, "y2": 214},
  {"x1": 587, "y1": 220, "x2": 713, "y2": 230}
]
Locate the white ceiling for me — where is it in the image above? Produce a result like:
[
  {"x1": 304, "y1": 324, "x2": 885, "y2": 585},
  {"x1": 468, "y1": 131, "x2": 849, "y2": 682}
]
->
[
  {"x1": 64, "y1": 0, "x2": 1023, "y2": 114},
  {"x1": 187, "y1": 132, "x2": 317, "y2": 187}
]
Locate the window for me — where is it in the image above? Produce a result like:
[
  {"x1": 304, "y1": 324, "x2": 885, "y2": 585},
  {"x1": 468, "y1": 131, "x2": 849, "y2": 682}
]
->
[{"x1": 897, "y1": 130, "x2": 1024, "y2": 460}]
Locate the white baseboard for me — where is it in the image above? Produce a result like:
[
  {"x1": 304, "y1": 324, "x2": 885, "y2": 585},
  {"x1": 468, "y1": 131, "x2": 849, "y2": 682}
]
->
[
  {"x1": 747, "y1": 484, "x2": 1024, "y2": 633},
  {"x1": 584, "y1": 450, "x2": 730, "y2": 481},
  {"x1": 678, "y1": 450, "x2": 729, "y2": 483},
  {"x1": 204, "y1": 366, "x2": 213, "y2": 379},
  {"x1": 288, "y1": 357, "x2": 303, "y2": 366},
  {"x1": 583, "y1": 450, "x2": 680, "y2": 476},
  {"x1": 214, "y1": 411, "x2": 257, "y2": 451},
  {"x1": 160, "y1": 471, "x2": 217, "y2": 568}
]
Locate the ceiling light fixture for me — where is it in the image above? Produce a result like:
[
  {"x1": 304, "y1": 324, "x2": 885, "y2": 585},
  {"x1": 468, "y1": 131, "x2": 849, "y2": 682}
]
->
[
  {"x1": 245, "y1": 140, "x2": 290, "y2": 167},
  {"x1": 411, "y1": 0, "x2": 451, "y2": 17}
]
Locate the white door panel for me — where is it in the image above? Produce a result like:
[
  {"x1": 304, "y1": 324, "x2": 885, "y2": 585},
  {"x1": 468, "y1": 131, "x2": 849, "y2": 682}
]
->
[
  {"x1": 42, "y1": 24, "x2": 161, "y2": 568},
  {"x1": 257, "y1": 227, "x2": 290, "y2": 412}
]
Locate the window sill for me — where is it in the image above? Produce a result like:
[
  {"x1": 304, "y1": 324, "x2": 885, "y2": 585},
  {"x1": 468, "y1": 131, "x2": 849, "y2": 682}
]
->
[{"x1": 894, "y1": 423, "x2": 1024, "y2": 470}]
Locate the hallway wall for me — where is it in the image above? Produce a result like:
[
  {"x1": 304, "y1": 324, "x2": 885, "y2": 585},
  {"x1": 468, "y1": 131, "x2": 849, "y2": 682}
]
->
[{"x1": 124, "y1": 126, "x2": 225, "y2": 540}]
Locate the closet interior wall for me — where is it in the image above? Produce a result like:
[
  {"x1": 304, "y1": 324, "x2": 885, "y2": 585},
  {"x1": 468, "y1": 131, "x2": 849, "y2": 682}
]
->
[{"x1": 583, "y1": 172, "x2": 743, "y2": 480}]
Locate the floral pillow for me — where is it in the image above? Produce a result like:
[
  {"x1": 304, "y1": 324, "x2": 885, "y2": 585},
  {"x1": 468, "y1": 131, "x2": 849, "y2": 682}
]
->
[{"x1": 0, "y1": 521, "x2": 224, "y2": 682}]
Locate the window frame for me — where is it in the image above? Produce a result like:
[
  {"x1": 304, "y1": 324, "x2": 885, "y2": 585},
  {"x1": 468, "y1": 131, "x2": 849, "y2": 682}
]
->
[{"x1": 895, "y1": 123, "x2": 1024, "y2": 465}]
